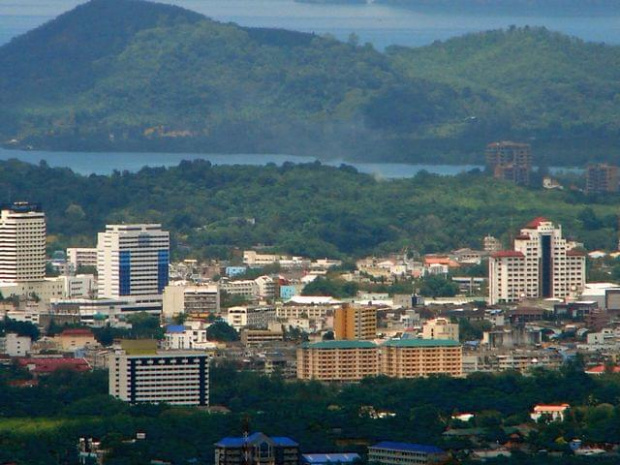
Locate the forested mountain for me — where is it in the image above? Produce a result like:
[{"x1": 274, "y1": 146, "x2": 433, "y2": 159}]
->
[{"x1": 1, "y1": 0, "x2": 620, "y2": 164}]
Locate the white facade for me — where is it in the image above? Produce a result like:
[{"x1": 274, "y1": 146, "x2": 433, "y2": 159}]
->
[
  {"x1": 66, "y1": 247, "x2": 98, "y2": 271},
  {"x1": 0, "y1": 278, "x2": 64, "y2": 305},
  {"x1": 422, "y1": 318, "x2": 459, "y2": 341},
  {"x1": 0, "y1": 202, "x2": 46, "y2": 282},
  {"x1": 164, "y1": 326, "x2": 209, "y2": 350},
  {"x1": 255, "y1": 275, "x2": 275, "y2": 299},
  {"x1": 0, "y1": 333, "x2": 31, "y2": 356},
  {"x1": 226, "y1": 306, "x2": 248, "y2": 330},
  {"x1": 61, "y1": 274, "x2": 96, "y2": 298},
  {"x1": 97, "y1": 224, "x2": 170, "y2": 299},
  {"x1": 109, "y1": 351, "x2": 209, "y2": 406},
  {"x1": 219, "y1": 279, "x2": 259, "y2": 298},
  {"x1": 489, "y1": 218, "x2": 586, "y2": 304}
]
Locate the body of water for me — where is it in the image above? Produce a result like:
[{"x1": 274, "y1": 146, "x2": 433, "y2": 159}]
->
[
  {"x1": 1, "y1": 0, "x2": 619, "y2": 49},
  {"x1": 0, "y1": 147, "x2": 581, "y2": 178}
]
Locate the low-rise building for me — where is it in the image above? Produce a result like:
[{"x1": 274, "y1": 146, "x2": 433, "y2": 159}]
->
[
  {"x1": 241, "y1": 329, "x2": 284, "y2": 346},
  {"x1": 530, "y1": 404, "x2": 570, "y2": 423},
  {"x1": 215, "y1": 432, "x2": 299, "y2": 465},
  {"x1": 421, "y1": 318, "x2": 459, "y2": 341},
  {"x1": 0, "y1": 332, "x2": 31, "y2": 356},
  {"x1": 162, "y1": 283, "x2": 220, "y2": 320},
  {"x1": 56, "y1": 328, "x2": 98, "y2": 351},
  {"x1": 368, "y1": 441, "x2": 448, "y2": 465}
]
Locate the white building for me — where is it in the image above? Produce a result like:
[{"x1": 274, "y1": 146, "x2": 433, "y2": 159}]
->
[
  {"x1": 255, "y1": 275, "x2": 275, "y2": 299},
  {"x1": 489, "y1": 218, "x2": 586, "y2": 304},
  {"x1": 66, "y1": 247, "x2": 98, "y2": 272},
  {"x1": 219, "y1": 279, "x2": 259, "y2": 299},
  {"x1": 0, "y1": 202, "x2": 46, "y2": 282},
  {"x1": 61, "y1": 274, "x2": 96, "y2": 299},
  {"x1": 0, "y1": 332, "x2": 31, "y2": 356},
  {"x1": 109, "y1": 345, "x2": 209, "y2": 406},
  {"x1": 164, "y1": 324, "x2": 211, "y2": 350},
  {"x1": 97, "y1": 224, "x2": 170, "y2": 299},
  {"x1": 162, "y1": 283, "x2": 220, "y2": 319},
  {"x1": 226, "y1": 306, "x2": 248, "y2": 330},
  {"x1": 243, "y1": 251, "x2": 280, "y2": 268},
  {"x1": 422, "y1": 317, "x2": 459, "y2": 341}
]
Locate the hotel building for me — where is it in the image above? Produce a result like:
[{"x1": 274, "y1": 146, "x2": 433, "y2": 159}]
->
[
  {"x1": 97, "y1": 224, "x2": 170, "y2": 299},
  {"x1": 380, "y1": 339, "x2": 463, "y2": 378},
  {"x1": 489, "y1": 217, "x2": 586, "y2": 304},
  {"x1": 334, "y1": 304, "x2": 377, "y2": 340},
  {"x1": 297, "y1": 340, "x2": 379, "y2": 381},
  {"x1": 109, "y1": 340, "x2": 209, "y2": 406}
]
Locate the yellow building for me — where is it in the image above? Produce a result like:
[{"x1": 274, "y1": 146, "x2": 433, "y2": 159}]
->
[
  {"x1": 381, "y1": 339, "x2": 462, "y2": 378},
  {"x1": 334, "y1": 304, "x2": 377, "y2": 340},
  {"x1": 297, "y1": 340, "x2": 379, "y2": 381}
]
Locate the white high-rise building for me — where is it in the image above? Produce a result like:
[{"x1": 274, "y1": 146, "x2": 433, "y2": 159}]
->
[
  {"x1": 0, "y1": 202, "x2": 46, "y2": 282},
  {"x1": 489, "y1": 217, "x2": 586, "y2": 304},
  {"x1": 97, "y1": 224, "x2": 169, "y2": 299}
]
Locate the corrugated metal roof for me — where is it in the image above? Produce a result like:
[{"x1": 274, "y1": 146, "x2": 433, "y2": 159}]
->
[
  {"x1": 302, "y1": 453, "x2": 360, "y2": 464},
  {"x1": 370, "y1": 441, "x2": 444, "y2": 454}
]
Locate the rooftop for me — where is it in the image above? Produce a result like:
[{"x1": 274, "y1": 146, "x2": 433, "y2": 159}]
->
[
  {"x1": 302, "y1": 340, "x2": 377, "y2": 350},
  {"x1": 525, "y1": 217, "x2": 551, "y2": 229},
  {"x1": 215, "y1": 432, "x2": 298, "y2": 448},
  {"x1": 302, "y1": 454, "x2": 361, "y2": 464},
  {"x1": 370, "y1": 441, "x2": 444, "y2": 455},
  {"x1": 491, "y1": 251, "x2": 524, "y2": 259},
  {"x1": 381, "y1": 339, "x2": 460, "y2": 348}
]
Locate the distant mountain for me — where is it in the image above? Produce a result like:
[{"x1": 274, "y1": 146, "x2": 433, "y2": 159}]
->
[
  {"x1": 377, "y1": 0, "x2": 620, "y2": 14},
  {"x1": 0, "y1": 0, "x2": 619, "y2": 165}
]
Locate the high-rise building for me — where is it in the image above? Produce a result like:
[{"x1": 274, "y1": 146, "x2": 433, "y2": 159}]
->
[
  {"x1": 489, "y1": 217, "x2": 586, "y2": 304},
  {"x1": 0, "y1": 202, "x2": 46, "y2": 282},
  {"x1": 97, "y1": 224, "x2": 169, "y2": 299},
  {"x1": 485, "y1": 141, "x2": 532, "y2": 186},
  {"x1": 109, "y1": 340, "x2": 209, "y2": 406},
  {"x1": 333, "y1": 304, "x2": 377, "y2": 340},
  {"x1": 586, "y1": 163, "x2": 618, "y2": 195}
]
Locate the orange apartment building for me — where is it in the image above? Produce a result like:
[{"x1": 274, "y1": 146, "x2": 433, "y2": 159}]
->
[
  {"x1": 297, "y1": 339, "x2": 463, "y2": 381},
  {"x1": 333, "y1": 304, "x2": 377, "y2": 340}
]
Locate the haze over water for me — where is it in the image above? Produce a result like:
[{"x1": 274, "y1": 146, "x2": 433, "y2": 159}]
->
[{"x1": 1, "y1": 0, "x2": 620, "y2": 49}]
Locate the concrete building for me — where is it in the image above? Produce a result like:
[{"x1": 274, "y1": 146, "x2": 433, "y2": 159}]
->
[
  {"x1": 243, "y1": 251, "x2": 280, "y2": 268},
  {"x1": 368, "y1": 442, "x2": 448, "y2": 465},
  {"x1": 0, "y1": 332, "x2": 31, "y2": 356},
  {"x1": 489, "y1": 218, "x2": 586, "y2": 304},
  {"x1": 586, "y1": 163, "x2": 618, "y2": 195},
  {"x1": 483, "y1": 235, "x2": 502, "y2": 253},
  {"x1": 61, "y1": 274, "x2": 96, "y2": 299},
  {"x1": 241, "y1": 328, "x2": 284, "y2": 346},
  {"x1": 66, "y1": 247, "x2": 98, "y2": 272},
  {"x1": 56, "y1": 328, "x2": 98, "y2": 351},
  {"x1": 0, "y1": 202, "x2": 46, "y2": 282},
  {"x1": 219, "y1": 279, "x2": 259, "y2": 299},
  {"x1": 381, "y1": 339, "x2": 463, "y2": 378},
  {"x1": 421, "y1": 318, "x2": 459, "y2": 341},
  {"x1": 97, "y1": 224, "x2": 170, "y2": 299},
  {"x1": 334, "y1": 304, "x2": 377, "y2": 340},
  {"x1": 215, "y1": 432, "x2": 300, "y2": 465},
  {"x1": 297, "y1": 340, "x2": 379, "y2": 381},
  {"x1": 163, "y1": 324, "x2": 210, "y2": 350},
  {"x1": 109, "y1": 340, "x2": 209, "y2": 406},
  {"x1": 162, "y1": 283, "x2": 220, "y2": 320},
  {"x1": 255, "y1": 275, "x2": 276, "y2": 299},
  {"x1": 485, "y1": 141, "x2": 532, "y2": 186}
]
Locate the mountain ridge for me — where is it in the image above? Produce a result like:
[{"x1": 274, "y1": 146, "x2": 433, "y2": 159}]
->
[{"x1": 0, "y1": 0, "x2": 618, "y2": 165}]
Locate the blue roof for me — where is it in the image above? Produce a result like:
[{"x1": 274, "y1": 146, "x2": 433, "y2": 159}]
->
[
  {"x1": 370, "y1": 442, "x2": 444, "y2": 454},
  {"x1": 302, "y1": 453, "x2": 361, "y2": 464},
  {"x1": 215, "y1": 433, "x2": 298, "y2": 448},
  {"x1": 166, "y1": 325, "x2": 186, "y2": 334}
]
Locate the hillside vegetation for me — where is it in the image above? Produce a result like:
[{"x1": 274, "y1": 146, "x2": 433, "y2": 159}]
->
[
  {"x1": 1, "y1": 159, "x2": 617, "y2": 259},
  {"x1": 1, "y1": 0, "x2": 620, "y2": 164}
]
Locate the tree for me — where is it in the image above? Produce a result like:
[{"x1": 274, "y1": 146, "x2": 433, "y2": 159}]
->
[
  {"x1": 207, "y1": 320, "x2": 239, "y2": 342},
  {"x1": 418, "y1": 275, "x2": 459, "y2": 298}
]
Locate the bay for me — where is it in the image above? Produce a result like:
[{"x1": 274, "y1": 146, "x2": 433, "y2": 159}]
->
[{"x1": 1, "y1": 0, "x2": 619, "y2": 49}]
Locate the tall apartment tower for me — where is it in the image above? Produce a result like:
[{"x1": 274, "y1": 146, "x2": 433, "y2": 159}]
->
[
  {"x1": 0, "y1": 202, "x2": 46, "y2": 282},
  {"x1": 489, "y1": 217, "x2": 586, "y2": 304},
  {"x1": 97, "y1": 224, "x2": 169, "y2": 299},
  {"x1": 485, "y1": 141, "x2": 532, "y2": 186},
  {"x1": 334, "y1": 304, "x2": 377, "y2": 340},
  {"x1": 586, "y1": 164, "x2": 618, "y2": 195}
]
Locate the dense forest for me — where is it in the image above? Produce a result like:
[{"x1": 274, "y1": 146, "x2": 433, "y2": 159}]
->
[
  {"x1": 0, "y1": 159, "x2": 617, "y2": 259},
  {"x1": 1, "y1": 0, "x2": 620, "y2": 164},
  {"x1": 2, "y1": 364, "x2": 620, "y2": 463}
]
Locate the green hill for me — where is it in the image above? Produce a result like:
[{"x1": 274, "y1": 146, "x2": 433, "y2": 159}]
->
[{"x1": 1, "y1": 0, "x2": 620, "y2": 164}]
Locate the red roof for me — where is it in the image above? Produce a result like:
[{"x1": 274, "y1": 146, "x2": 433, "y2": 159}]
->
[
  {"x1": 585, "y1": 365, "x2": 620, "y2": 374},
  {"x1": 525, "y1": 217, "x2": 550, "y2": 228},
  {"x1": 60, "y1": 328, "x2": 94, "y2": 337},
  {"x1": 492, "y1": 251, "x2": 524, "y2": 259},
  {"x1": 17, "y1": 358, "x2": 91, "y2": 374},
  {"x1": 514, "y1": 235, "x2": 530, "y2": 240},
  {"x1": 567, "y1": 250, "x2": 586, "y2": 257}
]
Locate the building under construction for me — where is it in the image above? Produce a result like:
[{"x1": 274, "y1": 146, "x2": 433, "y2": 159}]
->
[{"x1": 485, "y1": 141, "x2": 532, "y2": 186}]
